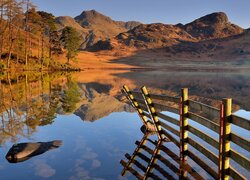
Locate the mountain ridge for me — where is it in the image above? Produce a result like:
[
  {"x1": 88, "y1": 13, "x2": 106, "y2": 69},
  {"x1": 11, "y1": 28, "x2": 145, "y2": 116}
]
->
[
  {"x1": 86, "y1": 11, "x2": 250, "y2": 61},
  {"x1": 54, "y1": 10, "x2": 250, "y2": 61},
  {"x1": 56, "y1": 10, "x2": 141, "y2": 49},
  {"x1": 182, "y1": 12, "x2": 244, "y2": 40}
]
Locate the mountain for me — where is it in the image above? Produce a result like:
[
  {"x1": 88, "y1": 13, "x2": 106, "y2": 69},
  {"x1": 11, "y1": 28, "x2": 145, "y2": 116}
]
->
[
  {"x1": 191, "y1": 28, "x2": 250, "y2": 59},
  {"x1": 56, "y1": 16, "x2": 86, "y2": 32},
  {"x1": 182, "y1": 12, "x2": 244, "y2": 40},
  {"x1": 75, "y1": 10, "x2": 125, "y2": 35},
  {"x1": 117, "y1": 21, "x2": 143, "y2": 30},
  {"x1": 56, "y1": 10, "x2": 141, "y2": 49},
  {"x1": 89, "y1": 12, "x2": 250, "y2": 61},
  {"x1": 113, "y1": 12, "x2": 244, "y2": 49},
  {"x1": 55, "y1": 10, "x2": 141, "y2": 49},
  {"x1": 55, "y1": 16, "x2": 92, "y2": 48},
  {"x1": 55, "y1": 11, "x2": 249, "y2": 61},
  {"x1": 116, "y1": 23, "x2": 196, "y2": 49}
]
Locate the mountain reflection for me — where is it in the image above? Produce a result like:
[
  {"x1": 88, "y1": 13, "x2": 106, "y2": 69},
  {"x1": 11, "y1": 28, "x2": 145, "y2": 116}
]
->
[
  {"x1": 117, "y1": 70, "x2": 250, "y2": 111},
  {"x1": 0, "y1": 71, "x2": 132, "y2": 146},
  {"x1": 0, "y1": 69, "x2": 249, "y2": 147}
]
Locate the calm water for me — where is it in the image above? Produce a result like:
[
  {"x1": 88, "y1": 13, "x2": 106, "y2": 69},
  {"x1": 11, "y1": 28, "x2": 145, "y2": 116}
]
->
[{"x1": 0, "y1": 70, "x2": 249, "y2": 179}]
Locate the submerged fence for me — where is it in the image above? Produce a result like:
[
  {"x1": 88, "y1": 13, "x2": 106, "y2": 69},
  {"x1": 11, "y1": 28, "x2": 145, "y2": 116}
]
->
[{"x1": 122, "y1": 85, "x2": 250, "y2": 180}]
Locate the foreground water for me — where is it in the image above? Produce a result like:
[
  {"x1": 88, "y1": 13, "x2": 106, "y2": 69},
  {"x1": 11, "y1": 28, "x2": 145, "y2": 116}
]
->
[{"x1": 0, "y1": 70, "x2": 249, "y2": 179}]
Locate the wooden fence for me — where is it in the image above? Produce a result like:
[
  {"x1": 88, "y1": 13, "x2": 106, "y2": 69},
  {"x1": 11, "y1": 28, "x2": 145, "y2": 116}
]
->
[{"x1": 122, "y1": 85, "x2": 250, "y2": 180}]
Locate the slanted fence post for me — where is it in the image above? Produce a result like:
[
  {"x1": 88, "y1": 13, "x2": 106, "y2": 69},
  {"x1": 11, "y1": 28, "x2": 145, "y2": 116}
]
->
[
  {"x1": 219, "y1": 98, "x2": 232, "y2": 180},
  {"x1": 122, "y1": 85, "x2": 148, "y2": 126},
  {"x1": 121, "y1": 133, "x2": 149, "y2": 176},
  {"x1": 141, "y1": 86, "x2": 164, "y2": 140},
  {"x1": 180, "y1": 88, "x2": 189, "y2": 178},
  {"x1": 144, "y1": 140, "x2": 163, "y2": 179}
]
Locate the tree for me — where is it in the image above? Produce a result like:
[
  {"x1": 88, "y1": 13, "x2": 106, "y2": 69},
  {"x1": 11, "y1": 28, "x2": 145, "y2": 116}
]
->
[
  {"x1": 61, "y1": 78, "x2": 80, "y2": 113},
  {"x1": 5, "y1": 0, "x2": 23, "y2": 68},
  {"x1": 49, "y1": 30, "x2": 62, "y2": 57},
  {"x1": 60, "y1": 26, "x2": 80, "y2": 64},
  {"x1": 38, "y1": 11, "x2": 62, "y2": 58},
  {"x1": 0, "y1": 0, "x2": 9, "y2": 61}
]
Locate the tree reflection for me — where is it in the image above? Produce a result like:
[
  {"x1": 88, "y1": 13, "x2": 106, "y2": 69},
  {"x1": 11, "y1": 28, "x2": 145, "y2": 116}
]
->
[
  {"x1": 0, "y1": 72, "x2": 80, "y2": 145},
  {"x1": 61, "y1": 77, "x2": 80, "y2": 113}
]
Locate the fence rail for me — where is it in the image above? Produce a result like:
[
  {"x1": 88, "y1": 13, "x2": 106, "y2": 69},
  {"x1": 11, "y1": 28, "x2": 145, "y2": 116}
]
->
[
  {"x1": 231, "y1": 114, "x2": 250, "y2": 130},
  {"x1": 122, "y1": 85, "x2": 250, "y2": 180}
]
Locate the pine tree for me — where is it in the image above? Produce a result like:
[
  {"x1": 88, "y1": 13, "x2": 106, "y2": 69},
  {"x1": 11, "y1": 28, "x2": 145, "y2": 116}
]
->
[{"x1": 60, "y1": 26, "x2": 80, "y2": 64}]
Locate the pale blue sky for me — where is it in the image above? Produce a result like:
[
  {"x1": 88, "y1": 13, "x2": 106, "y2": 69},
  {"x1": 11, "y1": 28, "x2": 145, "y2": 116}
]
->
[{"x1": 32, "y1": 0, "x2": 250, "y2": 28}]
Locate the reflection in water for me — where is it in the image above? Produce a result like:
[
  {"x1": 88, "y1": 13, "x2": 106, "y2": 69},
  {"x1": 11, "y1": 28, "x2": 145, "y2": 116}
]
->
[
  {"x1": 0, "y1": 70, "x2": 249, "y2": 178},
  {"x1": 5, "y1": 140, "x2": 62, "y2": 163},
  {"x1": 0, "y1": 72, "x2": 81, "y2": 145},
  {"x1": 117, "y1": 70, "x2": 250, "y2": 110},
  {"x1": 0, "y1": 71, "x2": 132, "y2": 146},
  {"x1": 120, "y1": 132, "x2": 209, "y2": 180}
]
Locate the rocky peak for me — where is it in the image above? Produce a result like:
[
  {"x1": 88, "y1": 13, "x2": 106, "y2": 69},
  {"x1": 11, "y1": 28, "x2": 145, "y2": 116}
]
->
[
  {"x1": 183, "y1": 12, "x2": 244, "y2": 40},
  {"x1": 74, "y1": 10, "x2": 114, "y2": 27},
  {"x1": 196, "y1": 12, "x2": 228, "y2": 25},
  {"x1": 75, "y1": 9, "x2": 102, "y2": 19},
  {"x1": 72, "y1": 10, "x2": 141, "y2": 49}
]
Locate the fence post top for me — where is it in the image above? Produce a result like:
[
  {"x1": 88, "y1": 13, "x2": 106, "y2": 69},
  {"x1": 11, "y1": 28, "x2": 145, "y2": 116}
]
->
[
  {"x1": 222, "y1": 98, "x2": 232, "y2": 103},
  {"x1": 123, "y1": 85, "x2": 129, "y2": 91},
  {"x1": 181, "y1": 88, "x2": 188, "y2": 93},
  {"x1": 181, "y1": 88, "x2": 188, "y2": 100},
  {"x1": 141, "y1": 86, "x2": 149, "y2": 95}
]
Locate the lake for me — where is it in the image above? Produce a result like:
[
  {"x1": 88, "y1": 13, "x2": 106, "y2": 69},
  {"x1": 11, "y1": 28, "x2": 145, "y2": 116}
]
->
[{"x1": 0, "y1": 70, "x2": 249, "y2": 179}]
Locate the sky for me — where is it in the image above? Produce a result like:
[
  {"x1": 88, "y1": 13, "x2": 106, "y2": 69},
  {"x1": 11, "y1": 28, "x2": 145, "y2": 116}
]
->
[{"x1": 32, "y1": 0, "x2": 250, "y2": 28}]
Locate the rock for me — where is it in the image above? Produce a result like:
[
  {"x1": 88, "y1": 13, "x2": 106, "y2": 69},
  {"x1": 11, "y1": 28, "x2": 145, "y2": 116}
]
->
[
  {"x1": 182, "y1": 12, "x2": 244, "y2": 39},
  {"x1": 88, "y1": 40, "x2": 114, "y2": 51},
  {"x1": 6, "y1": 140, "x2": 63, "y2": 163}
]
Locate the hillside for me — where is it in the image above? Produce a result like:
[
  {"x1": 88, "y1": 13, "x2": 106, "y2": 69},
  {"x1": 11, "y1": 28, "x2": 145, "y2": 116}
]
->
[
  {"x1": 165, "y1": 28, "x2": 250, "y2": 60},
  {"x1": 56, "y1": 16, "x2": 88, "y2": 34},
  {"x1": 182, "y1": 12, "x2": 244, "y2": 40},
  {"x1": 114, "y1": 12, "x2": 245, "y2": 49},
  {"x1": 56, "y1": 10, "x2": 141, "y2": 49},
  {"x1": 88, "y1": 12, "x2": 250, "y2": 63},
  {"x1": 55, "y1": 16, "x2": 90, "y2": 48},
  {"x1": 116, "y1": 23, "x2": 196, "y2": 49}
]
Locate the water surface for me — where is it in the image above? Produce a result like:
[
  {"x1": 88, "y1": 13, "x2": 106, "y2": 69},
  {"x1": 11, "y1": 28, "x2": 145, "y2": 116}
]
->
[{"x1": 0, "y1": 70, "x2": 249, "y2": 179}]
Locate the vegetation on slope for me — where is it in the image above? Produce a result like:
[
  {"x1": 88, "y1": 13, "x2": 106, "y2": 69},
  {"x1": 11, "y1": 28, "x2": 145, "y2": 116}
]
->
[{"x1": 0, "y1": 0, "x2": 81, "y2": 71}]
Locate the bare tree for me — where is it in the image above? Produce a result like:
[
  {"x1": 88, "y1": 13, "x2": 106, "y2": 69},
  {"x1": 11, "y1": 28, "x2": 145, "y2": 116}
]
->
[
  {"x1": 24, "y1": 0, "x2": 29, "y2": 68},
  {"x1": 0, "y1": 0, "x2": 11, "y2": 61},
  {"x1": 6, "y1": 0, "x2": 23, "y2": 68}
]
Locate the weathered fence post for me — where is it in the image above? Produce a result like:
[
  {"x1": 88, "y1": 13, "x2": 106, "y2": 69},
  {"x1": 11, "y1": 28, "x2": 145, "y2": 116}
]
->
[
  {"x1": 180, "y1": 88, "x2": 189, "y2": 178},
  {"x1": 123, "y1": 85, "x2": 148, "y2": 126},
  {"x1": 141, "y1": 86, "x2": 164, "y2": 140},
  {"x1": 219, "y1": 103, "x2": 224, "y2": 180},
  {"x1": 219, "y1": 98, "x2": 232, "y2": 180}
]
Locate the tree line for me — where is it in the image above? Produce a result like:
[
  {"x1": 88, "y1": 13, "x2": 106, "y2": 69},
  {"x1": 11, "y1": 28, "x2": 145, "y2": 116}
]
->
[{"x1": 0, "y1": 0, "x2": 81, "y2": 70}]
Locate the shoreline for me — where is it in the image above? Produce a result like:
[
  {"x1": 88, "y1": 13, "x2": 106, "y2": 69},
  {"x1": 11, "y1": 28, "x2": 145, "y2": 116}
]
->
[
  {"x1": 1, "y1": 51, "x2": 250, "y2": 73},
  {"x1": 1, "y1": 65, "x2": 250, "y2": 73}
]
